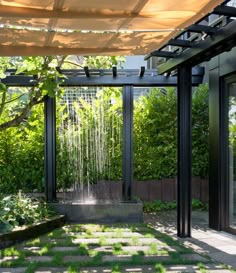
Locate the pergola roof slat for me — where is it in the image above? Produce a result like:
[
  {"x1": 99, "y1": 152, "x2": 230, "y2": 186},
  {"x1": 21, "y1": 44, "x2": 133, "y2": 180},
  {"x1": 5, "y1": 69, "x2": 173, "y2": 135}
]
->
[{"x1": 157, "y1": 19, "x2": 236, "y2": 74}]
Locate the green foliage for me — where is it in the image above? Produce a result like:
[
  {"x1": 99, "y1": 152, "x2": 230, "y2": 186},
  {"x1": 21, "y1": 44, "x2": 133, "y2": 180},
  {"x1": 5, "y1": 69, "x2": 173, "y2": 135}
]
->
[
  {"x1": 143, "y1": 200, "x2": 177, "y2": 213},
  {"x1": 154, "y1": 263, "x2": 166, "y2": 273},
  {"x1": 143, "y1": 199, "x2": 208, "y2": 213},
  {"x1": 0, "y1": 103, "x2": 44, "y2": 193},
  {"x1": 134, "y1": 84, "x2": 209, "y2": 180},
  {"x1": 192, "y1": 198, "x2": 208, "y2": 211},
  {"x1": 0, "y1": 191, "x2": 55, "y2": 233},
  {"x1": 134, "y1": 88, "x2": 177, "y2": 180}
]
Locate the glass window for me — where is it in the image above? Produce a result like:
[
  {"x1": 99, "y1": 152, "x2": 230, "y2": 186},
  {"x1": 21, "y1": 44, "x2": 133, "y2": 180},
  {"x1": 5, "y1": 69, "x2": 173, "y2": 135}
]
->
[{"x1": 228, "y1": 82, "x2": 236, "y2": 228}]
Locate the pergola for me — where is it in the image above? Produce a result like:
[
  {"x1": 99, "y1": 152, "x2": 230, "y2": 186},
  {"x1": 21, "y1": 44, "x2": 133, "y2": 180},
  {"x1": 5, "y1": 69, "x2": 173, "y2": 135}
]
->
[{"x1": 1, "y1": 0, "x2": 236, "y2": 237}]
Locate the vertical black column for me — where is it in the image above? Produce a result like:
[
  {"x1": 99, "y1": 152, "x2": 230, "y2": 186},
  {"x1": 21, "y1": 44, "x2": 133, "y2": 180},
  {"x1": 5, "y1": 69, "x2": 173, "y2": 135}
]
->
[
  {"x1": 122, "y1": 85, "x2": 134, "y2": 201},
  {"x1": 177, "y1": 65, "x2": 192, "y2": 238},
  {"x1": 44, "y1": 95, "x2": 57, "y2": 202}
]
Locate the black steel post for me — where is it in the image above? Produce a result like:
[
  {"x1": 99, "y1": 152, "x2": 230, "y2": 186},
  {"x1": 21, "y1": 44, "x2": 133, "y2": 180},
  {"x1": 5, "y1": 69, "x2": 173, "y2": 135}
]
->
[
  {"x1": 177, "y1": 65, "x2": 192, "y2": 237},
  {"x1": 122, "y1": 85, "x2": 134, "y2": 201},
  {"x1": 44, "y1": 95, "x2": 57, "y2": 202}
]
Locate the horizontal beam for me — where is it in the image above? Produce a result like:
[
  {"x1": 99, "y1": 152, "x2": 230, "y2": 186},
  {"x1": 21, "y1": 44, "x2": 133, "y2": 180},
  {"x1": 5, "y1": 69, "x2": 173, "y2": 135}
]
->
[
  {"x1": 168, "y1": 39, "x2": 196, "y2": 48},
  {"x1": 2, "y1": 74, "x2": 203, "y2": 88},
  {"x1": 187, "y1": 24, "x2": 217, "y2": 34},
  {"x1": 144, "y1": 51, "x2": 178, "y2": 60},
  {"x1": 213, "y1": 5, "x2": 236, "y2": 17},
  {"x1": 158, "y1": 20, "x2": 236, "y2": 74}
]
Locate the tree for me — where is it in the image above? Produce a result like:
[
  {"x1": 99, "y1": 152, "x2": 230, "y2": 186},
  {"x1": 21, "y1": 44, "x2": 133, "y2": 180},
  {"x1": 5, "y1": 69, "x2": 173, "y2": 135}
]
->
[{"x1": 0, "y1": 55, "x2": 124, "y2": 131}]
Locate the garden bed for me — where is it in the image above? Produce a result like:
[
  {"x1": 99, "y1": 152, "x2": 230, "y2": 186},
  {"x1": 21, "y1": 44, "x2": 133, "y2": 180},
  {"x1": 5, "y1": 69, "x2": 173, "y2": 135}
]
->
[{"x1": 0, "y1": 215, "x2": 65, "y2": 249}]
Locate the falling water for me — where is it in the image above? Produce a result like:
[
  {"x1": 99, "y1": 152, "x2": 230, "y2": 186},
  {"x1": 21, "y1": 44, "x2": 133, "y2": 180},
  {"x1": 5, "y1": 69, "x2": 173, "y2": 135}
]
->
[{"x1": 58, "y1": 87, "x2": 122, "y2": 202}]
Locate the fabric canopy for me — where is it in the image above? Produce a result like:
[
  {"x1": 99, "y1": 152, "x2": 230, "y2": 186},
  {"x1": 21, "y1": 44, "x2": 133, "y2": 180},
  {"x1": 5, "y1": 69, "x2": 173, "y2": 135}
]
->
[{"x1": 0, "y1": 0, "x2": 224, "y2": 56}]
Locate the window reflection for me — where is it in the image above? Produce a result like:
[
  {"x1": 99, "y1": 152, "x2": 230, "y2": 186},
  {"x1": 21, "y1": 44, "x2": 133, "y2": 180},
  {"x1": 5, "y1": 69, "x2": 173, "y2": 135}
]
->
[{"x1": 229, "y1": 82, "x2": 236, "y2": 229}]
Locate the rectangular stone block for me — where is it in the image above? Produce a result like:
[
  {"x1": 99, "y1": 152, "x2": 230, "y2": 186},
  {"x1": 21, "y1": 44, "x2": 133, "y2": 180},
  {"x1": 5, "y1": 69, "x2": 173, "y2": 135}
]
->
[{"x1": 50, "y1": 201, "x2": 143, "y2": 223}]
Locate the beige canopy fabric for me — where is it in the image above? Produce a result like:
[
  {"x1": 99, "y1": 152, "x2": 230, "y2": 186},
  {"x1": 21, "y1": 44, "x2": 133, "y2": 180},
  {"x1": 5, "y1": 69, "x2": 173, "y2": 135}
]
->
[{"x1": 0, "y1": 0, "x2": 224, "y2": 56}]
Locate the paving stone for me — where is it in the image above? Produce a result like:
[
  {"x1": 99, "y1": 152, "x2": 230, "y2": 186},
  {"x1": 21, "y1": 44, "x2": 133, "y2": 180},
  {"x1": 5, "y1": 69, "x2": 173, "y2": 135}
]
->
[
  {"x1": 200, "y1": 238, "x2": 232, "y2": 248},
  {"x1": 102, "y1": 254, "x2": 132, "y2": 262},
  {"x1": 92, "y1": 231, "x2": 143, "y2": 237},
  {"x1": 181, "y1": 253, "x2": 209, "y2": 262},
  {"x1": 215, "y1": 244, "x2": 236, "y2": 254},
  {"x1": 138, "y1": 238, "x2": 163, "y2": 244},
  {"x1": 0, "y1": 256, "x2": 18, "y2": 262},
  {"x1": 90, "y1": 245, "x2": 113, "y2": 252},
  {"x1": 104, "y1": 238, "x2": 132, "y2": 244},
  {"x1": 0, "y1": 268, "x2": 27, "y2": 273},
  {"x1": 72, "y1": 238, "x2": 100, "y2": 244},
  {"x1": 121, "y1": 245, "x2": 149, "y2": 253},
  {"x1": 141, "y1": 254, "x2": 170, "y2": 261},
  {"x1": 20, "y1": 246, "x2": 41, "y2": 253},
  {"x1": 51, "y1": 246, "x2": 78, "y2": 252},
  {"x1": 63, "y1": 255, "x2": 92, "y2": 262},
  {"x1": 209, "y1": 251, "x2": 236, "y2": 267},
  {"x1": 25, "y1": 256, "x2": 53, "y2": 262},
  {"x1": 183, "y1": 240, "x2": 210, "y2": 254},
  {"x1": 35, "y1": 267, "x2": 67, "y2": 273}
]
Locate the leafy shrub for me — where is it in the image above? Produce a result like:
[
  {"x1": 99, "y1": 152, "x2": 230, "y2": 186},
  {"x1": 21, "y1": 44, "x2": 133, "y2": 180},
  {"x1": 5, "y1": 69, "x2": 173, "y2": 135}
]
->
[
  {"x1": 0, "y1": 84, "x2": 209, "y2": 193},
  {"x1": 0, "y1": 191, "x2": 55, "y2": 233},
  {"x1": 143, "y1": 199, "x2": 208, "y2": 213},
  {"x1": 143, "y1": 200, "x2": 177, "y2": 213}
]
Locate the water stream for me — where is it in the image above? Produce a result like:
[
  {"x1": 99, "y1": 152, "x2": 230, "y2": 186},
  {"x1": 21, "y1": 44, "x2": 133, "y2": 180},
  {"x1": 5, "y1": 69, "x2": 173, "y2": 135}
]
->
[{"x1": 57, "y1": 87, "x2": 122, "y2": 202}]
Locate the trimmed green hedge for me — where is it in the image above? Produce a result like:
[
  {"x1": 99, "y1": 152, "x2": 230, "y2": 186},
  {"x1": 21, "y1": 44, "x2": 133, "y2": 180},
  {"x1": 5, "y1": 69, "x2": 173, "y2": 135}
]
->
[{"x1": 0, "y1": 84, "x2": 209, "y2": 193}]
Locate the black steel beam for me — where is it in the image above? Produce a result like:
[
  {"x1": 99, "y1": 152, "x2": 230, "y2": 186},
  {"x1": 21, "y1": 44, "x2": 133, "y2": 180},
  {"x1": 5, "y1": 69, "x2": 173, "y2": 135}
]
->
[
  {"x1": 122, "y1": 85, "x2": 133, "y2": 201},
  {"x1": 158, "y1": 20, "x2": 236, "y2": 74},
  {"x1": 214, "y1": 5, "x2": 236, "y2": 17},
  {"x1": 112, "y1": 66, "x2": 117, "y2": 77},
  {"x1": 144, "y1": 51, "x2": 178, "y2": 60},
  {"x1": 2, "y1": 71, "x2": 204, "y2": 87},
  {"x1": 177, "y1": 65, "x2": 192, "y2": 238},
  {"x1": 139, "y1": 66, "x2": 145, "y2": 77},
  {"x1": 84, "y1": 66, "x2": 90, "y2": 77},
  {"x1": 44, "y1": 96, "x2": 57, "y2": 202},
  {"x1": 187, "y1": 24, "x2": 217, "y2": 34},
  {"x1": 168, "y1": 39, "x2": 196, "y2": 48}
]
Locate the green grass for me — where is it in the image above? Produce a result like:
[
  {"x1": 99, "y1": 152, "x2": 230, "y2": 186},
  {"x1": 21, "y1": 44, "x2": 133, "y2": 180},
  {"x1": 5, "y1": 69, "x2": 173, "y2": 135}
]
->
[{"x1": 0, "y1": 223, "x2": 220, "y2": 272}]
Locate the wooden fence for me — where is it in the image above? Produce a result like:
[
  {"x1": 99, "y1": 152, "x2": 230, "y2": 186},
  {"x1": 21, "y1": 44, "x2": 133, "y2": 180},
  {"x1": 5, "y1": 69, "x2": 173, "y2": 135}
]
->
[{"x1": 56, "y1": 177, "x2": 208, "y2": 203}]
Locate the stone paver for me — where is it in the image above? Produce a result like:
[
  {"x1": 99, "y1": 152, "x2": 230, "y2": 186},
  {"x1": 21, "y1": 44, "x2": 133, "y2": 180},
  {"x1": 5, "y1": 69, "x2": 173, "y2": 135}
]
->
[
  {"x1": 35, "y1": 268, "x2": 67, "y2": 273},
  {"x1": 181, "y1": 253, "x2": 209, "y2": 262},
  {"x1": 25, "y1": 256, "x2": 53, "y2": 262},
  {"x1": 121, "y1": 245, "x2": 149, "y2": 253},
  {"x1": 0, "y1": 256, "x2": 18, "y2": 263},
  {"x1": 102, "y1": 254, "x2": 132, "y2": 262},
  {"x1": 0, "y1": 268, "x2": 27, "y2": 273},
  {"x1": 141, "y1": 254, "x2": 171, "y2": 261},
  {"x1": 63, "y1": 255, "x2": 91, "y2": 262},
  {"x1": 19, "y1": 246, "x2": 41, "y2": 252},
  {"x1": 72, "y1": 238, "x2": 100, "y2": 244},
  {"x1": 90, "y1": 245, "x2": 113, "y2": 252},
  {"x1": 51, "y1": 246, "x2": 78, "y2": 252}
]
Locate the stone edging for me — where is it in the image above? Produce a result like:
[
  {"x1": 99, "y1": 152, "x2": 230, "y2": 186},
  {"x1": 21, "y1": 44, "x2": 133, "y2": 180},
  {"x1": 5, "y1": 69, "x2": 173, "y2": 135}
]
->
[{"x1": 0, "y1": 215, "x2": 65, "y2": 249}]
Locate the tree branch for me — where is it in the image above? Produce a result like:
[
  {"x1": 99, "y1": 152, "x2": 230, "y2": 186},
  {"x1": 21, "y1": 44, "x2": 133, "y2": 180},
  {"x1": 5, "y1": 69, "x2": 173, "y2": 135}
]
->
[
  {"x1": 0, "y1": 90, "x2": 43, "y2": 131},
  {"x1": 0, "y1": 88, "x2": 7, "y2": 118}
]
